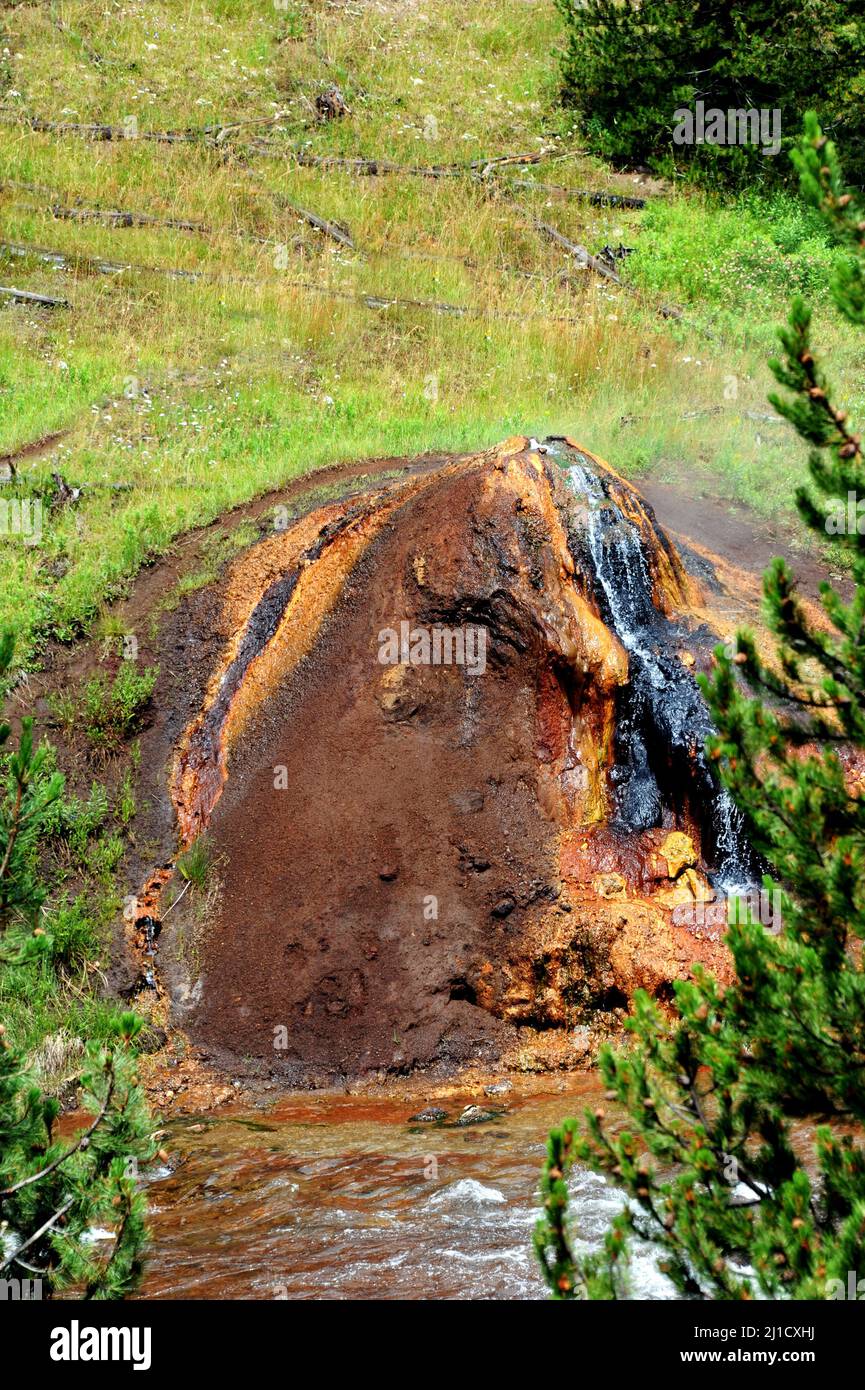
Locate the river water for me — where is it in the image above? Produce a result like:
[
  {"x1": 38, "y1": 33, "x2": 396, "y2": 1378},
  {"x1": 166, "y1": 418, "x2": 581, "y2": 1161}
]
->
[{"x1": 137, "y1": 1076, "x2": 671, "y2": 1301}]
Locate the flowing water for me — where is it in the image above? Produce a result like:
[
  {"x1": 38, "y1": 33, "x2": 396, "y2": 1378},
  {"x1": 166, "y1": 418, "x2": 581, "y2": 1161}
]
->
[
  {"x1": 138, "y1": 1079, "x2": 672, "y2": 1301},
  {"x1": 558, "y1": 448, "x2": 758, "y2": 893}
]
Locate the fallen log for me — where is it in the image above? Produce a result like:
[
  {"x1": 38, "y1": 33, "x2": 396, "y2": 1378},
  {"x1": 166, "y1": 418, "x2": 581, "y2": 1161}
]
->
[
  {"x1": 275, "y1": 197, "x2": 355, "y2": 250},
  {"x1": 289, "y1": 278, "x2": 582, "y2": 327},
  {"x1": 48, "y1": 204, "x2": 210, "y2": 235},
  {"x1": 0, "y1": 233, "x2": 608, "y2": 329},
  {"x1": 0, "y1": 110, "x2": 295, "y2": 145},
  {"x1": 48, "y1": 191, "x2": 352, "y2": 250},
  {"x1": 26, "y1": 116, "x2": 199, "y2": 144},
  {"x1": 5, "y1": 113, "x2": 592, "y2": 192},
  {"x1": 5, "y1": 184, "x2": 597, "y2": 283},
  {"x1": 252, "y1": 144, "x2": 558, "y2": 180},
  {"x1": 514, "y1": 205, "x2": 686, "y2": 325},
  {"x1": 470, "y1": 150, "x2": 553, "y2": 172},
  {"x1": 531, "y1": 216, "x2": 624, "y2": 284},
  {"x1": 505, "y1": 179, "x2": 647, "y2": 209},
  {"x1": 6, "y1": 112, "x2": 563, "y2": 176},
  {"x1": 0, "y1": 285, "x2": 70, "y2": 308},
  {"x1": 209, "y1": 111, "x2": 291, "y2": 143},
  {"x1": 289, "y1": 151, "x2": 459, "y2": 177},
  {"x1": 1, "y1": 184, "x2": 274, "y2": 244},
  {"x1": 0, "y1": 240, "x2": 201, "y2": 280}
]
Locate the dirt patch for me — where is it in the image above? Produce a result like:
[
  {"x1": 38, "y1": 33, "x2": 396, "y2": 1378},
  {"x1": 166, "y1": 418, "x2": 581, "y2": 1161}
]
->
[
  {"x1": 639, "y1": 477, "x2": 849, "y2": 605},
  {"x1": 0, "y1": 428, "x2": 70, "y2": 476}
]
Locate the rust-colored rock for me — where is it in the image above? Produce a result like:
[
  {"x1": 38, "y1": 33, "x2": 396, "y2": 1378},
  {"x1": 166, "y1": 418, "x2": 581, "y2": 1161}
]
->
[{"x1": 153, "y1": 437, "x2": 759, "y2": 1082}]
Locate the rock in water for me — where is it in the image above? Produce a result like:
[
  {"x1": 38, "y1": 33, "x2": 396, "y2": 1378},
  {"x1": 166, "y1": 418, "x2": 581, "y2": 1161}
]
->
[{"x1": 456, "y1": 1105, "x2": 501, "y2": 1127}]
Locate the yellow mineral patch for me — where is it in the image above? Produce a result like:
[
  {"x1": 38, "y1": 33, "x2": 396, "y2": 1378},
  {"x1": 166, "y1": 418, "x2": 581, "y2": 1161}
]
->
[
  {"x1": 658, "y1": 830, "x2": 698, "y2": 880},
  {"x1": 494, "y1": 434, "x2": 529, "y2": 461},
  {"x1": 594, "y1": 871, "x2": 627, "y2": 900}
]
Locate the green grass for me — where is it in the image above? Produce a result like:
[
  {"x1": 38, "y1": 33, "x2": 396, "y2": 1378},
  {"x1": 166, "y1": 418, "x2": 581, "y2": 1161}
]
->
[
  {"x1": 177, "y1": 836, "x2": 211, "y2": 890},
  {"x1": 631, "y1": 189, "x2": 844, "y2": 331},
  {"x1": 80, "y1": 663, "x2": 158, "y2": 747},
  {"x1": 0, "y1": 0, "x2": 858, "y2": 668},
  {"x1": 51, "y1": 661, "x2": 158, "y2": 746},
  {"x1": 0, "y1": 775, "x2": 128, "y2": 1063}
]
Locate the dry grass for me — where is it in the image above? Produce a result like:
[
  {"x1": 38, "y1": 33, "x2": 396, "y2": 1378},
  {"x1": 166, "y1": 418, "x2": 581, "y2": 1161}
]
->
[{"x1": 25, "y1": 1027, "x2": 85, "y2": 1095}]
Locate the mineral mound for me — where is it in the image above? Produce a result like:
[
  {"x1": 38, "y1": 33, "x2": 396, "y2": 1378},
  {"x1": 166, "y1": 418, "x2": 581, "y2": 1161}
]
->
[{"x1": 155, "y1": 436, "x2": 760, "y2": 1081}]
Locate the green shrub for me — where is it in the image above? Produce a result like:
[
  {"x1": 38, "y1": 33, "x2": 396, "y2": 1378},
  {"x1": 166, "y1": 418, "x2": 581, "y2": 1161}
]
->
[
  {"x1": 0, "y1": 636, "x2": 64, "y2": 930},
  {"x1": 629, "y1": 190, "x2": 837, "y2": 323},
  {"x1": 84, "y1": 834, "x2": 125, "y2": 884},
  {"x1": 0, "y1": 633, "x2": 154, "y2": 1298},
  {"x1": 118, "y1": 769, "x2": 136, "y2": 826},
  {"x1": 82, "y1": 664, "x2": 158, "y2": 749},
  {"x1": 47, "y1": 896, "x2": 99, "y2": 970},
  {"x1": 555, "y1": 0, "x2": 865, "y2": 187},
  {"x1": 43, "y1": 782, "x2": 110, "y2": 864},
  {"x1": 177, "y1": 836, "x2": 211, "y2": 890}
]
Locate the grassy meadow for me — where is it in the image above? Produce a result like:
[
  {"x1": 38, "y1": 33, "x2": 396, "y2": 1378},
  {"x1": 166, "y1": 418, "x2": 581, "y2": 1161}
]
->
[{"x1": 0, "y1": 0, "x2": 860, "y2": 671}]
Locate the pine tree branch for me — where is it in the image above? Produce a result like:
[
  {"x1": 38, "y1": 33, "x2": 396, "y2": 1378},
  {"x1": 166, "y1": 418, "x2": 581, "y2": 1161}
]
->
[
  {"x1": 0, "y1": 1055, "x2": 114, "y2": 1196},
  {"x1": 0, "y1": 1195, "x2": 74, "y2": 1274}
]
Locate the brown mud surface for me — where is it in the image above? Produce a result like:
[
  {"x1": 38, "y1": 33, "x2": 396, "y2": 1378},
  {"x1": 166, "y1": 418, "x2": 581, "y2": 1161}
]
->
[
  {"x1": 13, "y1": 437, "x2": 843, "y2": 1106},
  {"x1": 130, "y1": 437, "x2": 777, "y2": 1087},
  {"x1": 0, "y1": 428, "x2": 71, "y2": 476},
  {"x1": 640, "y1": 477, "x2": 850, "y2": 606}
]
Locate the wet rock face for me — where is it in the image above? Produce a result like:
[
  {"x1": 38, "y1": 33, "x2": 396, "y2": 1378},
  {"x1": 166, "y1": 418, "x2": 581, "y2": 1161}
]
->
[{"x1": 162, "y1": 437, "x2": 756, "y2": 1081}]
